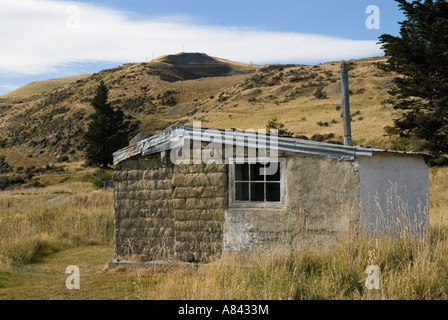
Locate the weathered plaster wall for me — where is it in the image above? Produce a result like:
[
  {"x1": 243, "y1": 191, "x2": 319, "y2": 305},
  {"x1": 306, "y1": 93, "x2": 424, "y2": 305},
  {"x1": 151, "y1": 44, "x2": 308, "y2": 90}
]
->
[
  {"x1": 355, "y1": 153, "x2": 429, "y2": 235},
  {"x1": 224, "y1": 153, "x2": 361, "y2": 251}
]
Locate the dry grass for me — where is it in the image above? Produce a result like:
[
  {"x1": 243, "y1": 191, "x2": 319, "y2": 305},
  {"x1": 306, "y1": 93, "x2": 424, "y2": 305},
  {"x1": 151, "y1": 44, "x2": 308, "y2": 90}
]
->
[
  {"x1": 1, "y1": 74, "x2": 92, "y2": 98},
  {"x1": 136, "y1": 233, "x2": 448, "y2": 300},
  {"x1": 0, "y1": 165, "x2": 447, "y2": 300},
  {"x1": 0, "y1": 182, "x2": 113, "y2": 271}
]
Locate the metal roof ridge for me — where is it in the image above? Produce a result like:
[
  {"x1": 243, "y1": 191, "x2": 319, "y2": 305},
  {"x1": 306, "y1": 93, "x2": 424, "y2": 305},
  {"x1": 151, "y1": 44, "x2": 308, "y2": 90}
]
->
[{"x1": 113, "y1": 124, "x2": 428, "y2": 164}]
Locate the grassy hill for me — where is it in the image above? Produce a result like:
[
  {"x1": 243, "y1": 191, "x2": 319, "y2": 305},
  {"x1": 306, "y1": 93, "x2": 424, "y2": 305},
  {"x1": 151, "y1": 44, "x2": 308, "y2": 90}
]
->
[
  {"x1": 2, "y1": 74, "x2": 93, "y2": 98},
  {"x1": 0, "y1": 53, "x2": 397, "y2": 174}
]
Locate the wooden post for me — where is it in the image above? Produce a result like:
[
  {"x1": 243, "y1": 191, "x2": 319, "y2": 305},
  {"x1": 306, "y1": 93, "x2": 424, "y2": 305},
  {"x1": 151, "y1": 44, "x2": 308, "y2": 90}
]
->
[{"x1": 340, "y1": 62, "x2": 353, "y2": 146}]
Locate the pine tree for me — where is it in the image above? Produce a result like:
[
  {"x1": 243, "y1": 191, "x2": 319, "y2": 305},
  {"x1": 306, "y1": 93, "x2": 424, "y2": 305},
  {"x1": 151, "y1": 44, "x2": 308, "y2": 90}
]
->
[
  {"x1": 84, "y1": 81, "x2": 134, "y2": 168},
  {"x1": 378, "y1": 0, "x2": 448, "y2": 158}
]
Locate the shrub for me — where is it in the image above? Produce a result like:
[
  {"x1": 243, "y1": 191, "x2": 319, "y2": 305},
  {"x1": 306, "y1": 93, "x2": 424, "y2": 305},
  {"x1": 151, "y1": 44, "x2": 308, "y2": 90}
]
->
[
  {"x1": 92, "y1": 170, "x2": 114, "y2": 189},
  {"x1": 314, "y1": 88, "x2": 327, "y2": 100},
  {"x1": 266, "y1": 117, "x2": 293, "y2": 137},
  {"x1": 0, "y1": 175, "x2": 26, "y2": 190},
  {"x1": 311, "y1": 134, "x2": 325, "y2": 142},
  {"x1": 13, "y1": 165, "x2": 23, "y2": 172},
  {"x1": 57, "y1": 155, "x2": 69, "y2": 163}
]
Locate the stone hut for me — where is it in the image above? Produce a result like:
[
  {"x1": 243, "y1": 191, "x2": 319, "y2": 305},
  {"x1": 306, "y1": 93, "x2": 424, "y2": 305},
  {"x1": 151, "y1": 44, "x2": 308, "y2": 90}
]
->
[{"x1": 109, "y1": 124, "x2": 429, "y2": 267}]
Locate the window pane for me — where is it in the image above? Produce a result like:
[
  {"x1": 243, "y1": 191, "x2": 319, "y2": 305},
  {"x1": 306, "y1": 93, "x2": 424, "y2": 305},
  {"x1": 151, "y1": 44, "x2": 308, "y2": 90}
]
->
[
  {"x1": 250, "y1": 183, "x2": 265, "y2": 201},
  {"x1": 265, "y1": 163, "x2": 281, "y2": 181},
  {"x1": 266, "y1": 183, "x2": 281, "y2": 202},
  {"x1": 235, "y1": 182, "x2": 249, "y2": 201},
  {"x1": 235, "y1": 163, "x2": 249, "y2": 181},
  {"x1": 250, "y1": 163, "x2": 265, "y2": 181}
]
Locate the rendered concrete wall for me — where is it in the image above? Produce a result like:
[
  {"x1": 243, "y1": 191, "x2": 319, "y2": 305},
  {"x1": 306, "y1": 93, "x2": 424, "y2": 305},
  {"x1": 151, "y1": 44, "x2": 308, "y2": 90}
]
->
[
  {"x1": 355, "y1": 153, "x2": 429, "y2": 235},
  {"x1": 224, "y1": 153, "x2": 361, "y2": 251}
]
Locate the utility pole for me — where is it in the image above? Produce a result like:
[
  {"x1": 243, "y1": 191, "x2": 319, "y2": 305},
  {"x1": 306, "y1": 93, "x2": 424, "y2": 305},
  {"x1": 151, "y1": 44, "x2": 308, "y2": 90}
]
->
[{"x1": 340, "y1": 62, "x2": 353, "y2": 146}]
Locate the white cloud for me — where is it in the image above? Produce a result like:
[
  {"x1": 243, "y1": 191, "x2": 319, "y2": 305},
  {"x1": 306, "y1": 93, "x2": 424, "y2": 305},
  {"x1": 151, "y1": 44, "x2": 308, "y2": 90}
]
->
[{"x1": 0, "y1": 0, "x2": 383, "y2": 75}]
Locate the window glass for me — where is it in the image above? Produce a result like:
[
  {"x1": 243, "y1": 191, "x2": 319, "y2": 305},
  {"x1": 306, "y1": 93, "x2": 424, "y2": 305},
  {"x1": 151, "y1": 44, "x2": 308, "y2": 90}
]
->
[
  {"x1": 235, "y1": 163, "x2": 249, "y2": 181},
  {"x1": 250, "y1": 183, "x2": 265, "y2": 201},
  {"x1": 265, "y1": 164, "x2": 281, "y2": 182},
  {"x1": 250, "y1": 163, "x2": 265, "y2": 181},
  {"x1": 233, "y1": 161, "x2": 283, "y2": 204},
  {"x1": 235, "y1": 182, "x2": 249, "y2": 201},
  {"x1": 266, "y1": 183, "x2": 281, "y2": 202}
]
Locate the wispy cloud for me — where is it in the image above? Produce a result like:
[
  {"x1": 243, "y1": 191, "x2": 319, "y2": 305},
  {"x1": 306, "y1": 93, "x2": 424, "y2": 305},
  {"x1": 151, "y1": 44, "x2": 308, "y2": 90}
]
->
[{"x1": 0, "y1": 0, "x2": 383, "y2": 75}]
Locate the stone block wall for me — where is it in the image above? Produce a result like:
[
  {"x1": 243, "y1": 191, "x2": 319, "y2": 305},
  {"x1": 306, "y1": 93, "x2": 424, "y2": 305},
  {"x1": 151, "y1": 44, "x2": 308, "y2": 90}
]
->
[
  {"x1": 172, "y1": 163, "x2": 227, "y2": 262},
  {"x1": 113, "y1": 154, "x2": 175, "y2": 261},
  {"x1": 113, "y1": 153, "x2": 227, "y2": 264}
]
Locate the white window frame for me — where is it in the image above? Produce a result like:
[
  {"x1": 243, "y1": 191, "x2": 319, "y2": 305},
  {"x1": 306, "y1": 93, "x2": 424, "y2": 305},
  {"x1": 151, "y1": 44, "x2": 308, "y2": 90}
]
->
[{"x1": 228, "y1": 158, "x2": 286, "y2": 208}]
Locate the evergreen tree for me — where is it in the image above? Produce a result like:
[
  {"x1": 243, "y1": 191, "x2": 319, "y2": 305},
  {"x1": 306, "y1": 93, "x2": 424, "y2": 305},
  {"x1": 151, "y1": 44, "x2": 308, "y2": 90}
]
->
[
  {"x1": 0, "y1": 155, "x2": 11, "y2": 174},
  {"x1": 84, "y1": 81, "x2": 134, "y2": 168},
  {"x1": 378, "y1": 0, "x2": 448, "y2": 158}
]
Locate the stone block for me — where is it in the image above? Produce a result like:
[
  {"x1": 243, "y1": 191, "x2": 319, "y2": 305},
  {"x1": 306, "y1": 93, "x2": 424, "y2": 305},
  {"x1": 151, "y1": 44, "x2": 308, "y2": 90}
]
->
[
  {"x1": 173, "y1": 198, "x2": 186, "y2": 210},
  {"x1": 201, "y1": 186, "x2": 226, "y2": 198},
  {"x1": 185, "y1": 197, "x2": 226, "y2": 210},
  {"x1": 206, "y1": 173, "x2": 227, "y2": 187},
  {"x1": 173, "y1": 209, "x2": 224, "y2": 221},
  {"x1": 128, "y1": 170, "x2": 142, "y2": 181},
  {"x1": 120, "y1": 160, "x2": 140, "y2": 170},
  {"x1": 173, "y1": 187, "x2": 204, "y2": 199},
  {"x1": 174, "y1": 209, "x2": 200, "y2": 221},
  {"x1": 201, "y1": 163, "x2": 227, "y2": 173},
  {"x1": 156, "y1": 179, "x2": 172, "y2": 190},
  {"x1": 113, "y1": 171, "x2": 127, "y2": 181},
  {"x1": 141, "y1": 180, "x2": 156, "y2": 190}
]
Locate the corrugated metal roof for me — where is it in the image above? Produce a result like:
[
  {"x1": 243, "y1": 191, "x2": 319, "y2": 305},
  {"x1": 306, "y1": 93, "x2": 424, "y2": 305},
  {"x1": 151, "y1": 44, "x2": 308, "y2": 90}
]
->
[{"x1": 113, "y1": 124, "x2": 427, "y2": 165}]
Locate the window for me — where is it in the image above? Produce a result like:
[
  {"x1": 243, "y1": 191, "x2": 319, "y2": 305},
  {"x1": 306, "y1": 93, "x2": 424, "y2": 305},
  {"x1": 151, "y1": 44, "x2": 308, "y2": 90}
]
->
[{"x1": 229, "y1": 159, "x2": 286, "y2": 208}]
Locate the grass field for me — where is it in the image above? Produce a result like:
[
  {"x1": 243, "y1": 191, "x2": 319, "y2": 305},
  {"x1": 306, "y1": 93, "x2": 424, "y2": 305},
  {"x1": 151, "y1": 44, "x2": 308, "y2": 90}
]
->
[{"x1": 0, "y1": 166, "x2": 447, "y2": 300}]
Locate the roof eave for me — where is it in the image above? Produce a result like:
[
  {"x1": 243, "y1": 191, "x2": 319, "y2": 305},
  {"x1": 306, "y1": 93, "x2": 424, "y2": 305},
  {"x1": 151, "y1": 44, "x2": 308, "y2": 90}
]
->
[{"x1": 114, "y1": 125, "x2": 429, "y2": 165}]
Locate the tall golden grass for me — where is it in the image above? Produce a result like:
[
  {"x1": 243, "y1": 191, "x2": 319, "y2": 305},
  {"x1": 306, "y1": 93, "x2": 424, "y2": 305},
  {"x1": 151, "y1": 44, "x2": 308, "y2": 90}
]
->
[
  {"x1": 0, "y1": 182, "x2": 113, "y2": 270},
  {"x1": 139, "y1": 233, "x2": 448, "y2": 300}
]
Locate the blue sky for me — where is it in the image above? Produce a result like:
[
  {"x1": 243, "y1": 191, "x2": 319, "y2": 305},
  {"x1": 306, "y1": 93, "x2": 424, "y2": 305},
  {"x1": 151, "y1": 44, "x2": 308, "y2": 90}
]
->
[{"x1": 0, "y1": 0, "x2": 405, "y2": 96}]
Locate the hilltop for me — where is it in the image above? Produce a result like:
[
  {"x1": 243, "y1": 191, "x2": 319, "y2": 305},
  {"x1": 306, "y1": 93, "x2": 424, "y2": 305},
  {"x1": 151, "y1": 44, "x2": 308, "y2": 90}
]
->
[{"x1": 0, "y1": 53, "x2": 396, "y2": 173}]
